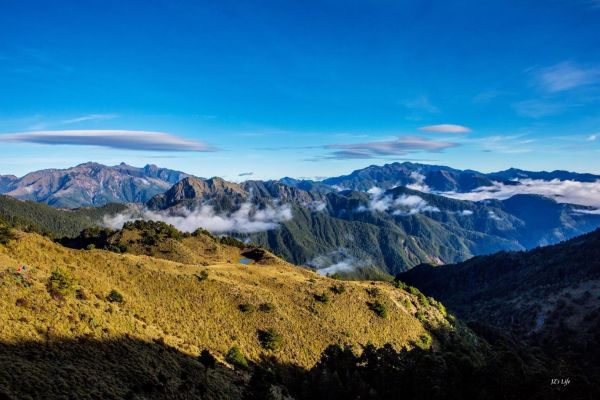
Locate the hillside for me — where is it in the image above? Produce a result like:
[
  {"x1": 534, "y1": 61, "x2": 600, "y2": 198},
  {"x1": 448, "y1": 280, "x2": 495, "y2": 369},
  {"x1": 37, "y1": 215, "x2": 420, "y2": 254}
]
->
[
  {"x1": 0, "y1": 225, "x2": 455, "y2": 398},
  {"x1": 398, "y1": 228, "x2": 600, "y2": 391},
  {"x1": 0, "y1": 194, "x2": 127, "y2": 238},
  {"x1": 1, "y1": 224, "x2": 591, "y2": 399},
  {"x1": 59, "y1": 219, "x2": 284, "y2": 266}
]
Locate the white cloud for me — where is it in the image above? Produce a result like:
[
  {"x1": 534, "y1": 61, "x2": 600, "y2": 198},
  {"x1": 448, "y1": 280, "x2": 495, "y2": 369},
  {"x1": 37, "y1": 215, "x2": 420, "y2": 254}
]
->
[
  {"x1": 418, "y1": 124, "x2": 472, "y2": 134},
  {"x1": 103, "y1": 202, "x2": 293, "y2": 234},
  {"x1": 0, "y1": 130, "x2": 215, "y2": 152},
  {"x1": 302, "y1": 200, "x2": 327, "y2": 212},
  {"x1": 537, "y1": 61, "x2": 600, "y2": 93},
  {"x1": 358, "y1": 187, "x2": 439, "y2": 215},
  {"x1": 323, "y1": 135, "x2": 459, "y2": 159},
  {"x1": 317, "y1": 260, "x2": 356, "y2": 275},
  {"x1": 487, "y1": 211, "x2": 502, "y2": 221},
  {"x1": 439, "y1": 179, "x2": 600, "y2": 208},
  {"x1": 457, "y1": 210, "x2": 474, "y2": 216},
  {"x1": 392, "y1": 194, "x2": 440, "y2": 215},
  {"x1": 403, "y1": 95, "x2": 440, "y2": 114},
  {"x1": 308, "y1": 249, "x2": 366, "y2": 275},
  {"x1": 512, "y1": 100, "x2": 564, "y2": 118},
  {"x1": 573, "y1": 209, "x2": 600, "y2": 215},
  {"x1": 405, "y1": 171, "x2": 430, "y2": 192},
  {"x1": 588, "y1": 134, "x2": 598, "y2": 141},
  {"x1": 62, "y1": 114, "x2": 118, "y2": 124}
]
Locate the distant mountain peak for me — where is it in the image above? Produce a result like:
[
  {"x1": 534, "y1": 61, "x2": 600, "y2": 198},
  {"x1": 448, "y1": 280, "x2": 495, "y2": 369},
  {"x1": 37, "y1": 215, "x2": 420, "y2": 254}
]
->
[{"x1": 0, "y1": 163, "x2": 190, "y2": 208}]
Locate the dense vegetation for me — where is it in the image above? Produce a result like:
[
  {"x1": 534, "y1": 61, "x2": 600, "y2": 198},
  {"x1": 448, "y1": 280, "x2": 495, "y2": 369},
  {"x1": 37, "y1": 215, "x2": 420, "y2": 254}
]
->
[
  {"x1": 234, "y1": 188, "x2": 600, "y2": 275},
  {"x1": 0, "y1": 194, "x2": 126, "y2": 238},
  {"x1": 399, "y1": 228, "x2": 600, "y2": 394}
]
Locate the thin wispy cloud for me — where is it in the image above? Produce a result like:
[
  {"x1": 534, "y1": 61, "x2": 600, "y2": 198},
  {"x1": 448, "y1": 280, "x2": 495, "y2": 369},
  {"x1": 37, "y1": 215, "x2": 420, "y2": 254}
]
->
[
  {"x1": 0, "y1": 130, "x2": 216, "y2": 152},
  {"x1": 512, "y1": 100, "x2": 564, "y2": 118},
  {"x1": 238, "y1": 172, "x2": 254, "y2": 177},
  {"x1": 472, "y1": 89, "x2": 511, "y2": 104},
  {"x1": 462, "y1": 134, "x2": 534, "y2": 154},
  {"x1": 403, "y1": 95, "x2": 439, "y2": 114},
  {"x1": 403, "y1": 95, "x2": 440, "y2": 121},
  {"x1": 536, "y1": 61, "x2": 600, "y2": 93},
  {"x1": 0, "y1": 47, "x2": 73, "y2": 77},
  {"x1": 322, "y1": 136, "x2": 459, "y2": 160},
  {"x1": 62, "y1": 114, "x2": 118, "y2": 124},
  {"x1": 418, "y1": 124, "x2": 472, "y2": 134}
]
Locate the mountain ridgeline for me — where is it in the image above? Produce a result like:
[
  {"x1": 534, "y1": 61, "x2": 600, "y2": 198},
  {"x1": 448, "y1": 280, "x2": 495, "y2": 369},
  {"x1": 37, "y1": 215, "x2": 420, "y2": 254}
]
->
[
  {"x1": 143, "y1": 175, "x2": 600, "y2": 275},
  {"x1": 0, "y1": 162, "x2": 190, "y2": 208},
  {"x1": 2, "y1": 161, "x2": 600, "y2": 276}
]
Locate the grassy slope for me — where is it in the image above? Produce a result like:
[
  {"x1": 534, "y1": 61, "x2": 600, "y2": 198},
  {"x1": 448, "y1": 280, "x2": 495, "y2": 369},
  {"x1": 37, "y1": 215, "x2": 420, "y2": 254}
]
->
[{"x1": 0, "y1": 231, "x2": 448, "y2": 372}]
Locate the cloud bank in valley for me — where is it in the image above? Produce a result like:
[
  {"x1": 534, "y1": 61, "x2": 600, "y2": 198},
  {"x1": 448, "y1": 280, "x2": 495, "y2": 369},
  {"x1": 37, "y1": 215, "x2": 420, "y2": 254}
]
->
[
  {"x1": 307, "y1": 249, "x2": 368, "y2": 276},
  {"x1": 104, "y1": 202, "x2": 293, "y2": 234},
  {"x1": 358, "y1": 187, "x2": 440, "y2": 215},
  {"x1": 438, "y1": 179, "x2": 600, "y2": 208}
]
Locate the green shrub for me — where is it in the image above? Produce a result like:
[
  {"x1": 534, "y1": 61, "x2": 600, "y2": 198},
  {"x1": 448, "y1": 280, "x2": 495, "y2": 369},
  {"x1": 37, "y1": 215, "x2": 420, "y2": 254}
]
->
[
  {"x1": 258, "y1": 328, "x2": 283, "y2": 351},
  {"x1": 394, "y1": 280, "x2": 408, "y2": 290},
  {"x1": 196, "y1": 270, "x2": 209, "y2": 281},
  {"x1": 366, "y1": 287, "x2": 381, "y2": 297},
  {"x1": 199, "y1": 349, "x2": 216, "y2": 368},
  {"x1": 225, "y1": 346, "x2": 248, "y2": 369},
  {"x1": 417, "y1": 292, "x2": 430, "y2": 307},
  {"x1": 408, "y1": 286, "x2": 421, "y2": 296},
  {"x1": 329, "y1": 284, "x2": 346, "y2": 295},
  {"x1": 85, "y1": 243, "x2": 96, "y2": 250},
  {"x1": 106, "y1": 289, "x2": 124, "y2": 303},
  {"x1": 238, "y1": 303, "x2": 256, "y2": 313},
  {"x1": 314, "y1": 292, "x2": 330, "y2": 304},
  {"x1": 47, "y1": 268, "x2": 77, "y2": 300},
  {"x1": 258, "y1": 302, "x2": 275, "y2": 313},
  {"x1": 219, "y1": 236, "x2": 246, "y2": 249},
  {"x1": 0, "y1": 224, "x2": 16, "y2": 245},
  {"x1": 368, "y1": 300, "x2": 388, "y2": 318},
  {"x1": 432, "y1": 299, "x2": 447, "y2": 317},
  {"x1": 414, "y1": 333, "x2": 432, "y2": 349}
]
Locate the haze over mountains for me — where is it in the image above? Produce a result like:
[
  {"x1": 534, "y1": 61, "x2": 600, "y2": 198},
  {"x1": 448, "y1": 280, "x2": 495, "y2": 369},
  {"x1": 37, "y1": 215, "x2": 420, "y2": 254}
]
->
[{"x1": 2, "y1": 161, "x2": 600, "y2": 277}]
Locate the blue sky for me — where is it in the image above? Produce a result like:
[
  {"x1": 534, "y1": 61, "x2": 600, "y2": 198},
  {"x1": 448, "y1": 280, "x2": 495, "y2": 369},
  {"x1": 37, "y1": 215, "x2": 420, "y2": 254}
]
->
[{"x1": 1, "y1": 0, "x2": 600, "y2": 179}]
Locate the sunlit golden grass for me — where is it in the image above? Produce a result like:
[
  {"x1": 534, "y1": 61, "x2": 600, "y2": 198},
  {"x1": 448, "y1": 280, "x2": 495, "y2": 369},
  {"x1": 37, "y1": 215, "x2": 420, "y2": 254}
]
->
[{"x1": 0, "y1": 231, "x2": 449, "y2": 368}]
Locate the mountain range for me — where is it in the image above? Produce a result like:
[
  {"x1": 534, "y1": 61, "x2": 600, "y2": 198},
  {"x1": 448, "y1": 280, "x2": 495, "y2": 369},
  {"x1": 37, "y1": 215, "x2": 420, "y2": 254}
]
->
[
  {"x1": 2, "y1": 161, "x2": 600, "y2": 275},
  {"x1": 0, "y1": 162, "x2": 189, "y2": 208},
  {"x1": 142, "y1": 175, "x2": 600, "y2": 274},
  {"x1": 1, "y1": 162, "x2": 600, "y2": 398}
]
